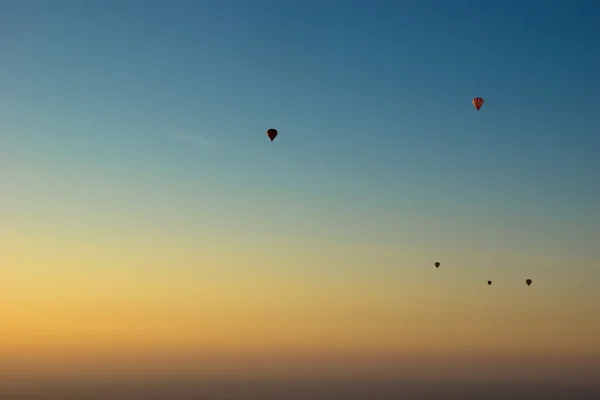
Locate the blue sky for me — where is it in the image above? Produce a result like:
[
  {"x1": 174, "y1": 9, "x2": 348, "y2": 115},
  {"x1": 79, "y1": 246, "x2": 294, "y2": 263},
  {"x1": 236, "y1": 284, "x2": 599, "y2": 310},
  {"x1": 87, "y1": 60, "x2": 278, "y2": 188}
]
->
[
  {"x1": 3, "y1": 2, "x2": 600, "y2": 383},
  {"x1": 2, "y1": 0, "x2": 599, "y2": 267}
]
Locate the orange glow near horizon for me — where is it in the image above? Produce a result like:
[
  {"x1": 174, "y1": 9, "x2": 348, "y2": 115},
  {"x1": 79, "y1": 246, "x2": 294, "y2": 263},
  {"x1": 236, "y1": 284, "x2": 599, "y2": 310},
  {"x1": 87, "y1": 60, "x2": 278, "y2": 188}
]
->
[{"x1": 2, "y1": 228, "x2": 599, "y2": 385}]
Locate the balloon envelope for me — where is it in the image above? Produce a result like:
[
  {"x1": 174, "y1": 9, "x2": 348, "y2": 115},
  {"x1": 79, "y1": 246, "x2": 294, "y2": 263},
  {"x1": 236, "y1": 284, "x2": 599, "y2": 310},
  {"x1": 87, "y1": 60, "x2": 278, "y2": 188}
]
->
[
  {"x1": 526, "y1": 279, "x2": 532, "y2": 286},
  {"x1": 266, "y1": 128, "x2": 278, "y2": 142},
  {"x1": 488, "y1": 280, "x2": 492, "y2": 285},
  {"x1": 472, "y1": 97, "x2": 484, "y2": 111},
  {"x1": 434, "y1": 262, "x2": 440, "y2": 268}
]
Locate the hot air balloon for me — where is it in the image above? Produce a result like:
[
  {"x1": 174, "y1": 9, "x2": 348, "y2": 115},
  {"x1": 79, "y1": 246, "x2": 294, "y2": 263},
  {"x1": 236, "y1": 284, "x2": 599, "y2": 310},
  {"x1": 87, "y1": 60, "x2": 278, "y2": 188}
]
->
[
  {"x1": 266, "y1": 128, "x2": 278, "y2": 142},
  {"x1": 487, "y1": 280, "x2": 492, "y2": 286},
  {"x1": 434, "y1": 262, "x2": 440, "y2": 268},
  {"x1": 472, "y1": 97, "x2": 484, "y2": 111},
  {"x1": 526, "y1": 279, "x2": 532, "y2": 286}
]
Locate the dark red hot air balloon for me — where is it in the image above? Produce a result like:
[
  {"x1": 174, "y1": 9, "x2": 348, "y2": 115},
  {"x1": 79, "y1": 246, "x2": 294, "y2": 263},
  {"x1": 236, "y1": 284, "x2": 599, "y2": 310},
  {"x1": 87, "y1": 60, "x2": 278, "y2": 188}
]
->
[
  {"x1": 266, "y1": 128, "x2": 278, "y2": 142},
  {"x1": 472, "y1": 97, "x2": 484, "y2": 111}
]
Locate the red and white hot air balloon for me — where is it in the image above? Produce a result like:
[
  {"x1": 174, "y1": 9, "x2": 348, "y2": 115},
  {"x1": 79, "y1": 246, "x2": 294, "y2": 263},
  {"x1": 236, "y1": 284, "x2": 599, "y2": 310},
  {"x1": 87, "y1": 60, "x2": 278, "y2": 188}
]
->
[{"x1": 472, "y1": 97, "x2": 484, "y2": 111}]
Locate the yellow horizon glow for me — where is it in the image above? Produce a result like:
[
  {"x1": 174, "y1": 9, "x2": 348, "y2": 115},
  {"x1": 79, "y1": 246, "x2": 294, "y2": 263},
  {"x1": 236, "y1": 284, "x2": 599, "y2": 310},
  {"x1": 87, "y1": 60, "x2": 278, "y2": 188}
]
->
[{"x1": 2, "y1": 227, "x2": 600, "y2": 384}]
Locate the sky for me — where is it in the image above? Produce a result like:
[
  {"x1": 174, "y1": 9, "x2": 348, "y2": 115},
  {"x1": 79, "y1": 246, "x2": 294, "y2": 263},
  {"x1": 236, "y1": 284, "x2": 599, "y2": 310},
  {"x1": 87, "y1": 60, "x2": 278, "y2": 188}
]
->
[{"x1": 1, "y1": 0, "x2": 600, "y2": 387}]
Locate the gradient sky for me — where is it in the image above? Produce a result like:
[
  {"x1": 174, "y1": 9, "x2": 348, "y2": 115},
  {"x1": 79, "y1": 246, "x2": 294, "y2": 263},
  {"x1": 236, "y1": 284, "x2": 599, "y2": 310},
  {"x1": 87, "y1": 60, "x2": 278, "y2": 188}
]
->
[{"x1": 1, "y1": 0, "x2": 600, "y2": 385}]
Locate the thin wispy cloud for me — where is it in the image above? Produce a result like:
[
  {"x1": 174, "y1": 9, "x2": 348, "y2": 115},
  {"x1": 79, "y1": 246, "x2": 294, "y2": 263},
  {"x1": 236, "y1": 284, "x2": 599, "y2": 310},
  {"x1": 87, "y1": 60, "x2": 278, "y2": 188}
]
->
[
  {"x1": 167, "y1": 132, "x2": 216, "y2": 148},
  {"x1": 252, "y1": 232, "x2": 295, "y2": 242}
]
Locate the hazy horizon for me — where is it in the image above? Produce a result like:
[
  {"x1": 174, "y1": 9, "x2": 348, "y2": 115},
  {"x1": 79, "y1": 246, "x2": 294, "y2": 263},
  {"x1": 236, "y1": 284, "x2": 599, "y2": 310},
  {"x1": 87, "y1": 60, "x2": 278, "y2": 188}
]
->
[{"x1": 1, "y1": 379, "x2": 600, "y2": 400}]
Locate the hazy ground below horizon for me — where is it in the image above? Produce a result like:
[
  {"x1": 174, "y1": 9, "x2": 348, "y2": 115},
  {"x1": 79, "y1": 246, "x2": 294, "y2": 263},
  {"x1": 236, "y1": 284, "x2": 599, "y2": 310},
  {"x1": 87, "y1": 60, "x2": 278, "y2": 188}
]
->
[{"x1": 1, "y1": 379, "x2": 599, "y2": 399}]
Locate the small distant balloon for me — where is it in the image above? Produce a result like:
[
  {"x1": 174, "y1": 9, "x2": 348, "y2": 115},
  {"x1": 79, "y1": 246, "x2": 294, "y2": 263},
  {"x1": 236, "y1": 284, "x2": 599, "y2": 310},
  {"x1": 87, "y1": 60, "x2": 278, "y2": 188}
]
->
[
  {"x1": 487, "y1": 280, "x2": 492, "y2": 286},
  {"x1": 266, "y1": 128, "x2": 278, "y2": 142},
  {"x1": 472, "y1": 97, "x2": 484, "y2": 111},
  {"x1": 526, "y1": 279, "x2": 532, "y2": 286},
  {"x1": 434, "y1": 262, "x2": 440, "y2": 268}
]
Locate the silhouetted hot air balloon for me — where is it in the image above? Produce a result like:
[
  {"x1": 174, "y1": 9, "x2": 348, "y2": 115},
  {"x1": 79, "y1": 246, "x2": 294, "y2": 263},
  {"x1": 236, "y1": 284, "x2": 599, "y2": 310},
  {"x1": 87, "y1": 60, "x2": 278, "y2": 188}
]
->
[
  {"x1": 526, "y1": 279, "x2": 532, "y2": 286},
  {"x1": 488, "y1": 280, "x2": 492, "y2": 286},
  {"x1": 434, "y1": 262, "x2": 440, "y2": 268},
  {"x1": 266, "y1": 128, "x2": 278, "y2": 142},
  {"x1": 472, "y1": 97, "x2": 484, "y2": 111}
]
